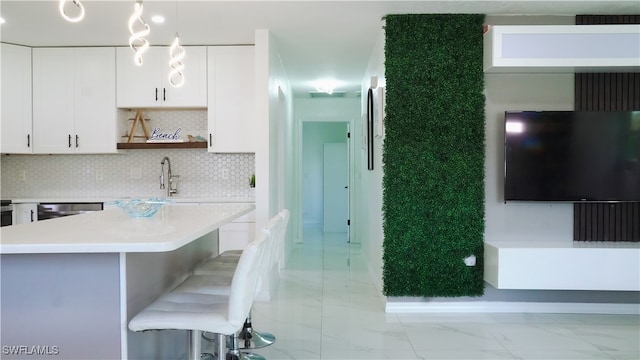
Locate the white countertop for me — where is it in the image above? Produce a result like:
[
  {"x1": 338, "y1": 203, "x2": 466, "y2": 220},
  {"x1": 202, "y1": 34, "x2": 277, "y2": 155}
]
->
[
  {"x1": 0, "y1": 203, "x2": 254, "y2": 254},
  {"x1": 10, "y1": 196, "x2": 255, "y2": 204}
]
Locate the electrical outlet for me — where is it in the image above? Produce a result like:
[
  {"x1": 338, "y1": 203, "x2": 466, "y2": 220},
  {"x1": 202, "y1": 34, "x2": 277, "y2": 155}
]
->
[
  {"x1": 17, "y1": 169, "x2": 26, "y2": 182},
  {"x1": 221, "y1": 168, "x2": 229, "y2": 180},
  {"x1": 130, "y1": 168, "x2": 142, "y2": 179},
  {"x1": 96, "y1": 168, "x2": 104, "y2": 181}
]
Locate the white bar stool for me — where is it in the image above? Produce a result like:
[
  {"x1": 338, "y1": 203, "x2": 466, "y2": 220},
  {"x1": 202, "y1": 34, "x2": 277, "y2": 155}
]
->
[
  {"x1": 129, "y1": 232, "x2": 269, "y2": 360},
  {"x1": 179, "y1": 209, "x2": 289, "y2": 350}
]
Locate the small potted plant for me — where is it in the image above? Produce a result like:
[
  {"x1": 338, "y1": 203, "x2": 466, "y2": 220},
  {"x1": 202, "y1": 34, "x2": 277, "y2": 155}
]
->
[{"x1": 249, "y1": 174, "x2": 255, "y2": 188}]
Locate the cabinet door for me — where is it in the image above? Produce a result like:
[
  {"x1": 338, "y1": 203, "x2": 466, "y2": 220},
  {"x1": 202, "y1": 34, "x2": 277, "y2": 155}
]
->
[
  {"x1": 116, "y1": 47, "x2": 163, "y2": 108},
  {"x1": 33, "y1": 48, "x2": 117, "y2": 154},
  {"x1": 73, "y1": 48, "x2": 117, "y2": 153},
  {"x1": 32, "y1": 48, "x2": 76, "y2": 154},
  {"x1": 14, "y1": 203, "x2": 38, "y2": 224},
  {"x1": 1, "y1": 44, "x2": 33, "y2": 154},
  {"x1": 207, "y1": 46, "x2": 255, "y2": 153},
  {"x1": 162, "y1": 46, "x2": 207, "y2": 108},
  {"x1": 219, "y1": 210, "x2": 255, "y2": 253},
  {"x1": 117, "y1": 46, "x2": 207, "y2": 108}
]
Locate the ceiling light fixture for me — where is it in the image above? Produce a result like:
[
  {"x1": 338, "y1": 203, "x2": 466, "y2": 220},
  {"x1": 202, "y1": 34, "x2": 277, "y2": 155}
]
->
[
  {"x1": 168, "y1": 0, "x2": 185, "y2": 87},
  {"x1": 128, "y1": 0, "x2": 150, "y2": 66},
  {"x1": 151, "y1": 15, "x2": 165, "y2": 24},
  {"x1": 315, "y1": 79, "x2": 339, "y2": 95},
  {"x1": 59, "y1": 0, "x2": 85, "y2": 23}
]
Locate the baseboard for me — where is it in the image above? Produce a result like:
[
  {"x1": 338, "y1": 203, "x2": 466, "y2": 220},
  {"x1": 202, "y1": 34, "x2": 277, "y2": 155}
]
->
[{"x1": 385, "y1": 301, "x2": 640, "y2": 314}]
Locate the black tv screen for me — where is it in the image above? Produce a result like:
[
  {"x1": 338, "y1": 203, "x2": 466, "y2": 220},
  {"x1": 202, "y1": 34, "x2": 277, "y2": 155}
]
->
[{"x1": 504, "y1": 111, "x2": 640, "y2": 202}]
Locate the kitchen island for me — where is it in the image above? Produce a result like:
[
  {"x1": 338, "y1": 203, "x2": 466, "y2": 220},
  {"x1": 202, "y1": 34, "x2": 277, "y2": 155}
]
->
[{"x1": 0, "y1": 203, "x2": 254, "y2": 359}]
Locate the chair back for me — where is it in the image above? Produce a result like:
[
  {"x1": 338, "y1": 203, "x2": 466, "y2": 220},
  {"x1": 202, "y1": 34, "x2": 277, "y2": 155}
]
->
[
  {"x1": 227, "y1": 232, "x2": 269, "y2": 327},
  {"x1": 262, "y1": 209, "x2": 289, "y2": 274},
  {"x1": 276, "y1": 209, "x2": 290, "y2": 272}
]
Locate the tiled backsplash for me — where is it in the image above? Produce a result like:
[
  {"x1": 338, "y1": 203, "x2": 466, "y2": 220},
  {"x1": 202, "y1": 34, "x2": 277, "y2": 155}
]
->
[{"x1": 0, "y1": 110, "x2": 255, "y2": 199}]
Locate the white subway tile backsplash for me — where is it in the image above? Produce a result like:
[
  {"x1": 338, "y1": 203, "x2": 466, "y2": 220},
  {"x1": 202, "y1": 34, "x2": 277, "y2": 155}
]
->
[{"x1": 0, "y1": 110, "x2": 255, "y2": 199}]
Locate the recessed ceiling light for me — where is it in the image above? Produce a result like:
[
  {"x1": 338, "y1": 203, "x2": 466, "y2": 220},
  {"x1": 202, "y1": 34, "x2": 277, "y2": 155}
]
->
[
  {"x1": 0, "y1": 17, "x2": 6, "y2": 25},
  {"x1": 151, "y1": 15, "x2": 165, "y2": 24},
  {"x1": 314, "y1": 79, "x2": 341, "y2": 94}
]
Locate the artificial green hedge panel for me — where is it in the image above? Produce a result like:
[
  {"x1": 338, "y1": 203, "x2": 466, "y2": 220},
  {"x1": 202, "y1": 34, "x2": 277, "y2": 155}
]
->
[{"x1": 382, "y1": 14, "x2": 486, "y2": 297}]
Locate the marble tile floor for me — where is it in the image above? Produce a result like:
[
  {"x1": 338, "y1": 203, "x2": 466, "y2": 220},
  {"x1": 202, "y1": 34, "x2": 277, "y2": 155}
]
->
[{"x1": 246, "y1": 228, "x2": 639, "y2": 360}]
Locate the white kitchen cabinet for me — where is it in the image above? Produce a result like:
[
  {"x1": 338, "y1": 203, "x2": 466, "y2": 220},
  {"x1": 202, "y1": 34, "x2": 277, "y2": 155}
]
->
[
  {"x1": 219, "y1": 210, "x2": 256, "y2": 253},
  {"x1": 116, "y1": 46, "x2": 207, "y2": 108},
  {"x1": 484, "y1": 25, "x2": 640, "y2": 73},
  {"x1": 207, "y1": 46, "x2": 255, "y2": 153},
  {"x1": 13, "y1": 203, "x2": 38, "y2": 224},
  {"x1": 1, "y1": 44, "x2": 33, "y2": 154},
  {"x1": 32, "y1": 47, "x2": 117, "y2": 154}
]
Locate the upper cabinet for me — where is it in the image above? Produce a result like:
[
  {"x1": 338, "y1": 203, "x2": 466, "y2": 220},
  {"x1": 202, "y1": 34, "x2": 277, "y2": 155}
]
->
[
  {"x1": 32, "y1": 47, "x2": 118, "y2": 154},
  {"x1": 116, "y1": 46, "x2": 207, "y2": 108},
  {"x1": 484, "y1": 25, "x2": 640, "y2": 73},
  {"x1": 1, "y1": 44, "x2": 33, "y2": 154},
  {"x1": 207, "y1": 46, "x2": 255, "y2": 153}
]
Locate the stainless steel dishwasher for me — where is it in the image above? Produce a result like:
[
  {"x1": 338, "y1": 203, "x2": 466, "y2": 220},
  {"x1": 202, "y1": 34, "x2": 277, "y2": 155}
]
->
[{"x1": 37, "y1": 202, "x2": 103, "y2": 220}]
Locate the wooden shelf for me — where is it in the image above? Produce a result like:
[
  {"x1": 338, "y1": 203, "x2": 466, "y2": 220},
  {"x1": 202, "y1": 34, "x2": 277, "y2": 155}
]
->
[{"x1": 117, "y1": 142, "x2": 207, "y2": 150}]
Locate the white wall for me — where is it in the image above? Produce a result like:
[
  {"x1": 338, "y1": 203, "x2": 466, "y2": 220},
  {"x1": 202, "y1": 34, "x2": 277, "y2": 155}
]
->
[
  {"x1": 254, "y1": 29, "x2": 295, "y2": 268},
  {"x1": 358, "y1": 26, "x2": 386, "y2": 294}
]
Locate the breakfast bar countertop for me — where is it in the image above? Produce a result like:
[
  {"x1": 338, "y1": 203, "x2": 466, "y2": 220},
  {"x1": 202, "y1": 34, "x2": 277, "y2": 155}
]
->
[{"x1": 0, "y1": 203, "x2": 255, "y2": 254}]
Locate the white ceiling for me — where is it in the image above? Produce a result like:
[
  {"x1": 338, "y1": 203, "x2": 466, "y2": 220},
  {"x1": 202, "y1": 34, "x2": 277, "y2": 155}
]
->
[{"x1": 1, "y1": 1, "x2": 639, "y2": 97}]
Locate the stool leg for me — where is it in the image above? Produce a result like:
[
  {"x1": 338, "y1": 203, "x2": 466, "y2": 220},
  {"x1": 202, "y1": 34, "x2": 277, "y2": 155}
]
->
[
  {"x1": 189, "y1": 330, "x2": 202, "y2": 360},
  {"x1": 238, "y1": 314, "x2": 276, "y2": 349},
  {"x1": 216, "y1": 333, "x2": 226, "y2": 360},
  {"x1": 226, "y1": 333, "x2": 265, "y2": 360}
]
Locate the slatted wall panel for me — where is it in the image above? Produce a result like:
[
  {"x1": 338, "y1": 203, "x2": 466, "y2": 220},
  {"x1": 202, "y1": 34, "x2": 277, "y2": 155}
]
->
[
  {"x1": 574, "y1": 203, "x2": 640, "y2": 242},
  {"x1": 573, "y1": 14, "x2": 640, "y2": 242}
]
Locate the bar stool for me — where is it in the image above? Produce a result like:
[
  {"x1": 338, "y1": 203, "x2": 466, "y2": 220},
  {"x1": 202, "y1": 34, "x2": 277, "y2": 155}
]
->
[
  {"x1": 128, "y1": 232, "x2": 269, "y2": 360},
  {"x1": 179, "y1": 210, "x2": 289, "y2": 349}
]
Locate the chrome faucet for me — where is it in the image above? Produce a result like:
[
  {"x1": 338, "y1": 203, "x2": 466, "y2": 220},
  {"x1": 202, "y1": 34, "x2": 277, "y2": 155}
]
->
[{"x1": 160, "y1": 156, "x2": 179, "y2": 197}]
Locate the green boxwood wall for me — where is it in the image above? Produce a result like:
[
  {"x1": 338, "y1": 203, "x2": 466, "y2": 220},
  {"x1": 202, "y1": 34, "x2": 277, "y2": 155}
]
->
[{"x1": 382, "y1": 14, "x2": 486, "y2": 297}]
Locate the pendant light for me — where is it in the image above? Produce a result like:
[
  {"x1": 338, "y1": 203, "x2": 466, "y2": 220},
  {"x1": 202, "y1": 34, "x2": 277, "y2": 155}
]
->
[
  {"x1": 169, "y1": 33, "x2": 186, "y2": 87},
  {"x1": 128, "y1": 0, "x2": 151, "y2": 66},
  {"x1": 168, "y1": 0, "x2": 186, "y2": 87},
  {"x1": 59, "y1": 0, "x2": 85, "y2": 23}
]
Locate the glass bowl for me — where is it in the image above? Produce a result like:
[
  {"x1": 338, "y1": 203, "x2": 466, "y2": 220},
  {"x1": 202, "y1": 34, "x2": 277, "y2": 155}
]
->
[{"x1": 112, "y1": 198, "x2": 172, "y2": 218}]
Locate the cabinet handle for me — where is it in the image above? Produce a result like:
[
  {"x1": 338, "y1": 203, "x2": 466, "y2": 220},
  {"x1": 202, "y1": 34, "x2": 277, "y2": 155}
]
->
[
  {"x1": 76, "y1": 135, "x2": 79, "y2": 148},
  {"x1": 27, "y1": 134, "x2": 30, "y2": 148},
  {"x1": 155, "y1": 88, "x2": 158, "y2": 101},
  {"x1": 30, "y1": 209, "x2": 34, "y2": 222},
  {"x1": 68, "y1": 134, "x2": 72, "y2": 148},
  {"x1": 163, "y1": 88, "x2": 166, "y2": 102},
  {"x1": 209, "y1": 133, "x2": 212, "y2": 147}
]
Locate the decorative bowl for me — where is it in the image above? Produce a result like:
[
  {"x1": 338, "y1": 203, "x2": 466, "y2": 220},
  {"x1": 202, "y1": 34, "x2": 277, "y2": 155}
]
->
[{"x1": 113, "y1": 198, "x2": 173, "y2": 218}]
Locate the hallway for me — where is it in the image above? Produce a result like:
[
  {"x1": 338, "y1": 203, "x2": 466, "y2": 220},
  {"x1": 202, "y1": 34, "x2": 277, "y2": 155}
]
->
[{"x1": 250, "y1": 229, "x2": 640, "y2": 360}]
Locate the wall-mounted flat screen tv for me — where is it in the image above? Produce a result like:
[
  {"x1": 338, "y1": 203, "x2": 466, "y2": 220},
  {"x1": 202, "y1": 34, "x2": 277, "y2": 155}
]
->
[{"x1": 504, "y1": 111, "x2": 640, "y2": 202}]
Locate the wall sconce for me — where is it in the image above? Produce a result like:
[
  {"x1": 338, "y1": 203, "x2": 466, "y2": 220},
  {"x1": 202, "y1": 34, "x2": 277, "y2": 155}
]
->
[{"x1": 59, "y1": 0, "x2": 85, "y2": 23}]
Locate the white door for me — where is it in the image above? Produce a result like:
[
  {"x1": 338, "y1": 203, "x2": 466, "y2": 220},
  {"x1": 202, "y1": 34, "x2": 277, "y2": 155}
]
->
[{"x1": 323, "y1": 143, "x2": 348, "y2": 232}]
